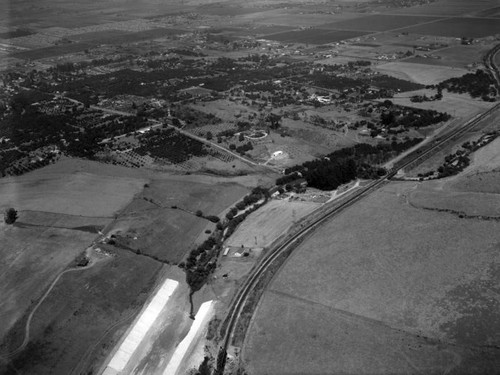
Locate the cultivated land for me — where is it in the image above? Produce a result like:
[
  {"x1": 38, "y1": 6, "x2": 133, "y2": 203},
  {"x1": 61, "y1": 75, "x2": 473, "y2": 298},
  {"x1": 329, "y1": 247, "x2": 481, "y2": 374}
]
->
[{"x1": 243, "y1": 136, "x2": 500, "y2": 374}]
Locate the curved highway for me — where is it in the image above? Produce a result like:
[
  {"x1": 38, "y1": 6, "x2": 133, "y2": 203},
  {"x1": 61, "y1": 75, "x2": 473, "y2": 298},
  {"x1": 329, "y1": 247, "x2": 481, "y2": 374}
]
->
[{"x1": 484, "y1": 43, "x2": 500, "y2": 87}]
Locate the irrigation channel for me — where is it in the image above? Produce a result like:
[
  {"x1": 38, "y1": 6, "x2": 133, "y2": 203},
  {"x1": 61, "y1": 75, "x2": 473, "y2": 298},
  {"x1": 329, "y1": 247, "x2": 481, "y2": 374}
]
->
[{"x1": 214, "y1": 83, "x2": 500, "y2": 375}]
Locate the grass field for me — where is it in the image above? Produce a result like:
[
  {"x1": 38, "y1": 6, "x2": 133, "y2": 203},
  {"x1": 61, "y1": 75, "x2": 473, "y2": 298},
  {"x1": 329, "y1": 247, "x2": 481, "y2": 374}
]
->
[
  {"x1": 114, "y1": 175, "x2": 249, "y2": 262},
  {"x1": 0, "y1": 160, "x2": 146, "y2": 342},
  {"x1": 0, "y1": 221, "x2": 100, "y2": 341},
  {"x1": 227, "y1": 199, "x2": 321, "y2": 248},
  {"x1": 391, "y1": 90, "x2": 493, "y2": 117},
  {"x1": 409, "y1": 189, "x2": 500, "y2": 217},
  {"x1": 421, "y1": 44, "x2": 493, "y2": 69},
  {"x1": 0, "y1": 251, "x2": 163, "y2": 375},
  {"x1": 0, "y1": 156, "x2": 256, "y2": 374},
  {"x1": 0, "y1": 169, "x2": 146, "y2": 217},
  {"x1": 243, "y1": 178, "x2": 500, "y2": 374}
]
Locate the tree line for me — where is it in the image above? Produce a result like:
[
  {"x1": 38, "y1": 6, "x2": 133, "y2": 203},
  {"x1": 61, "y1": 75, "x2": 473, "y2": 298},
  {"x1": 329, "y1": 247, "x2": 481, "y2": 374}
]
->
[{"x1": 279, "y1": 139, "x2": 423, "y2": 190}]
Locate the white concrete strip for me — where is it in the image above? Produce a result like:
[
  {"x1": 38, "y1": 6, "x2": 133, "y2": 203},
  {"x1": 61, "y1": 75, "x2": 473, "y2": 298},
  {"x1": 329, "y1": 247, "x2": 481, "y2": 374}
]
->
[
  {"x1": 163, "y1": 300, "x2": 214, "y2": 375},
  {"x1": 103, "y1": 279, "x2": 179, "y2": 374}
]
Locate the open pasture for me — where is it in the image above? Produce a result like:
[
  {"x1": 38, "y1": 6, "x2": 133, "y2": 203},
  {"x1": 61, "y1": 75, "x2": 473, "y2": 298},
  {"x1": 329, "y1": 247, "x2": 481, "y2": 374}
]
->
[
  {"x1": 245, "y1": 289, "x2": 484, "y2": 375},
  {"x1": 319, "y1": 14, "x2": 443, "y2": 32},
  {"x1": 449, "y1": 170, "x2": 500, "y2": 194},
  {"x1": 0, "y1": 221, "x2": 99, "y2": 341},
  {"x1": 399, "y1": 17, "x2": 500, "y2": 38},
  {"x1": 409, "y1": 189, "x2": 500, "y2": 217},
  {"x1": 0, "y1": 169, "x2": 146, "y2": 217},
  {"x1": 226, "y1": 199, "x2": 321, "y2": 249},
  {"x1": 0, "y1": 250, "x2": 163, "y2": 375},
  {"x1": 446, "y1": 137, "x2": 500, "y2": 194},
  {"x1": 244, "y1": 180, "x2": 500, "y2": 374},
  {"x1": 263, "y1": 28, "x2": 370, "y2": 45}
]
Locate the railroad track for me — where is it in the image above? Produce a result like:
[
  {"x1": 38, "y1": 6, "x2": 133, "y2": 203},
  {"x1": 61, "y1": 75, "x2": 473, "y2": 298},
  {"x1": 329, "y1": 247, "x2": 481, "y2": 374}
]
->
[{"x1": 215, "y1": 62, "x2": 500, "y2": 374}]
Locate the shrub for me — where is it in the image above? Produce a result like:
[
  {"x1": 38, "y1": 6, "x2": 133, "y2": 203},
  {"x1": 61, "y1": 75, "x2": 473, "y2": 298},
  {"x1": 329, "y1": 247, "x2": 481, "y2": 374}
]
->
[{"x1": 4, "y1": 208, "x2": 18, "y2": 224}]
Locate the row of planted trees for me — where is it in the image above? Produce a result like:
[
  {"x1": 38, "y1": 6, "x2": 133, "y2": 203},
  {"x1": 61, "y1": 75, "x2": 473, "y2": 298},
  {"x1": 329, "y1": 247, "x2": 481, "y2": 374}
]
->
[{"x1": 181, "y1": 187, "x2": 270, "y2": 293}]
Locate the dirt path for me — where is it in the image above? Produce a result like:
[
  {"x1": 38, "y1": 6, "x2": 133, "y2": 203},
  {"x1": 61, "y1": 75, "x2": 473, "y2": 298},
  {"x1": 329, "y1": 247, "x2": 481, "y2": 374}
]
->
[{"x1": 2, "y1": 258, "x2": 99, "y2": 360}]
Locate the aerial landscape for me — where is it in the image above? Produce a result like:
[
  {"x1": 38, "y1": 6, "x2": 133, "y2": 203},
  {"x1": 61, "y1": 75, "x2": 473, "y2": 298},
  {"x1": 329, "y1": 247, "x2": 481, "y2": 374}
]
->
[{"x1": 0, "y1": 0, "x2": 499, "y2": 374}]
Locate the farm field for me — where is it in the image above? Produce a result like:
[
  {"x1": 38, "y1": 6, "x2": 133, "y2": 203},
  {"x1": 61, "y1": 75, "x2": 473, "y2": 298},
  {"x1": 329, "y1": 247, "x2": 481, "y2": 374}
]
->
[
  {"x1": 243, "y1": 11, "x2": 359, "y2": 28},
  {"x1": 227, "y1": 199, "x2": 321, "y2": 249},
  {"x1": 374, "y1": 61, "x2": 468, "y2": 85},
  {"x1": 12, "y1": 28, "x2": 187, "y2": 60},
  {"x1": 319, "y1": 14, "x2": 443, "y2": 32},
  {"x1": 473, "y1": 5, "x2": 500, "y2": 18},
  {"x1": 114, "y1": 175, "x2": 250, "y2": 262},
  {"x1": 398, "y1": 17, "x2": 500, "y2": 38},
  {"x1": 413, "y1": 44, "x2": 493, "y2": 69},
  {"x1": 262, "y1": 29, "x2": 370, "y2": 45},
  {"x1": 390, "y1": 0, "x2": 500, "y2": 16},
  {"x1": 243, "y1": 178, "x2": 500, "y2": 374}
]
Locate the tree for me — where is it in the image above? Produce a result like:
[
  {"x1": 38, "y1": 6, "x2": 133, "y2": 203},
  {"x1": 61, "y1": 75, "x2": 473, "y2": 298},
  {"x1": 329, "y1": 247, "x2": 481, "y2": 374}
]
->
[
  {"x1": 381, "y1": 110, "x2": 395, "y2": 126},
  {"x1": 4, "y1": 208, "x2": 18, "y2": 224}
]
